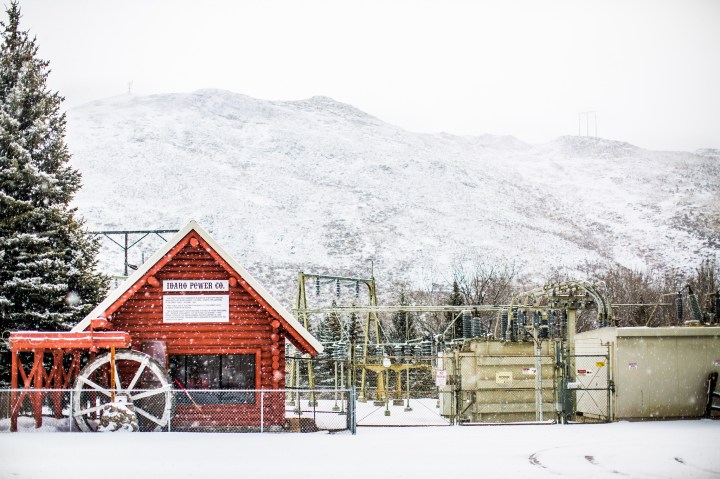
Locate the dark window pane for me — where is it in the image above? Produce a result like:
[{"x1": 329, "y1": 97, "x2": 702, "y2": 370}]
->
[
  {"x1": 222, "y1": 355, "x2": 255, "y2": 389},
  {"x1": 169, "y1": 354, "x2": 256, "y2": 404},
  {"x1": 185, "y1": 354, "x2": 220, "y2": 389}
]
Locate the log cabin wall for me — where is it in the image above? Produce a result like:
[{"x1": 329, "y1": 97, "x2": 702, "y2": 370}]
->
[{"x1": 109, "y1": 239, "x2": 286, "y2": 391}]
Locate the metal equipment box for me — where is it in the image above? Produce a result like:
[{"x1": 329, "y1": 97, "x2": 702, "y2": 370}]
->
[{"x1": 575, "y1": 326, "x2": 720, "y2": 420}]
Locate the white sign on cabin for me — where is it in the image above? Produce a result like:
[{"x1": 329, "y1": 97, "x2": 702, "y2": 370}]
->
[
  {"x1": 163, "y1": 295, "x2": 229, "y2": 323},
  {"x1": 163, "y1": 280, "x2": 229, "y2": 292}
]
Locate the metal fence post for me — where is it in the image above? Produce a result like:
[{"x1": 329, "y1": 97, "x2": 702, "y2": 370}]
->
[
  {"x1": 260, "y1": 389, "x2": 264, "y2": 433},
  {"x1": 69, "y1": 388, "x2": 74, "y2": 432},
  {"x1": 350, "y1": 387, "x2": 356, "y2": 434},
  {"x1": 167, "y1": 389, "x2": 172, "y2": 432},
  {"x1": 453, "y1": 351, "x2": 460, "y2": 426}
]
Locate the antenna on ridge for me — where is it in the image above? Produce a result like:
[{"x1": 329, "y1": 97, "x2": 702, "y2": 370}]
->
[
  {"x1": 578, "y1": 111, "x2": 597, "y2": 137},
  {"x1": 127, "y1": 81, "x2": 133, "y2": 95}
]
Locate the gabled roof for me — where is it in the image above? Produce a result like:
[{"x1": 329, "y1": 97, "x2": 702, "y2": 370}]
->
[{"x1": 72, "y1": 220, "x2": 323, "y2": 355}]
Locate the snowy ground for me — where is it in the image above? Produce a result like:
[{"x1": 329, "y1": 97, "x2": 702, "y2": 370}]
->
[{"x1": 1, "y1": 420, "x2": 718, "y2": 478}]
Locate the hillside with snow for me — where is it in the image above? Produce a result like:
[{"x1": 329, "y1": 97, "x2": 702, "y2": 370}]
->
[{"x1": 66, "y1": 89, "x2": 720, "y2": 301}]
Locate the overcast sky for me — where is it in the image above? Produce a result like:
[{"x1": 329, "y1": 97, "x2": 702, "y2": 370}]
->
[{"x1": 18, "y1": 0, "x2": 720, "y2": 151}]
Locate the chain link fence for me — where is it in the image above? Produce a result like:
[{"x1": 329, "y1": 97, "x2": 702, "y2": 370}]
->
[
  {"x1": 0, "y1": 388, "x2": 355, "y2": 433},
  {"x1": 287, "y1": 354, "x2": 450, "y2": 426},
  {"x1": 0, "y1": 350, "x2": 612, "y2": 432}
]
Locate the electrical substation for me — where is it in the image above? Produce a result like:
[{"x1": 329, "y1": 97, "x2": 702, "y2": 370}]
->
[{"x1": 290, "y1": 271, "x2": 720, "y2": 425}]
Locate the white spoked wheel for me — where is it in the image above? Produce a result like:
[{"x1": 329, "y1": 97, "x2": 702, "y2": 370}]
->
[{"x1": 72, "y1": 349, "x2": 174, "y2": 432}]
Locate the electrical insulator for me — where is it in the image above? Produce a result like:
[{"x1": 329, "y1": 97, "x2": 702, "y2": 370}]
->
[
  {"x1": 471, "y1": 316, "x2": 481, "y2": 337},
  {"x1": 501, "y1": 312, "x2": 509, "y2": 340},
  {"x1": 540, "y1": 311, "x2": 549, "y2": 339},
  {"x1": 421, "y1": 339, "x2": 432, "y2": 357},
  {"x1": 510, "y1": 309, "x2": 518, "y2": 341},
  {"x1": 688, "y1": 293, "x2": 703, "y2": 323},
  {"x1": 462, "y1": 312, "x2": 472, "y2": 339},
  {"x1": 376, "y1": 345, "x2": 385, "y2": 360},
  {"x1": 676, "y1": 292, "x2": 684, "y2": 324},
  {"x1": 547, "y1": 311, "x2": 555, "y2": 338}
]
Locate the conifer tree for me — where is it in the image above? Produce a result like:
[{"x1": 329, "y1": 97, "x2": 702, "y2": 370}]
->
[
  {"x1": 346, "y1": 308, "x2": 361, "y2": 346},
  {"x1": 0, "y1": 2, "x2": 108, "y2": 384},
  {"x1": 445, "y1": 280, "x2": 464, "y2": 338},
  {"x1": 391, "y1": 290, "x2": 417, "y2": 342},
  {"x1": 314, "y1": 301, "x2": 344, "y2": 384}
]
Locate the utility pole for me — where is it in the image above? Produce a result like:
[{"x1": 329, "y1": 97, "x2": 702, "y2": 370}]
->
[
  {"x1": 91, "y1": 229, "x2": 178, "y2": 276},
  {"x1": 578, "y1": 111, "x2": 597, "y2": 137}
]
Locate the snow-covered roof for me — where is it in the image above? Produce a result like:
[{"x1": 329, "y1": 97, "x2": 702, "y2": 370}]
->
[{"x1": 72, "y1": 220, "x2": 323, "y2": 355}]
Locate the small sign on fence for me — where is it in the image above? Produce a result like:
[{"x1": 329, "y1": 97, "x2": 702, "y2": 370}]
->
[{"x1": 435, "y1": 369, "x2": 447, "y2": 387}]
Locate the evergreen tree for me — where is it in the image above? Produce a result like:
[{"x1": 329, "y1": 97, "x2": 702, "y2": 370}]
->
[
  {"x1": 445, "y1": 280, "x2": 464, "y2": 338},
  {"x1": 0, "y1": 2, "x2": 108, "y2": 384},
  {"x1": 346, "y1": 308, "x2": 361, "y2": 346},
  {"x1": 391, "y1": 290, "x2": 417, "y2": 342},
  {"x1": 314, "y1": 302, "x2": 343, "y2": 385}
]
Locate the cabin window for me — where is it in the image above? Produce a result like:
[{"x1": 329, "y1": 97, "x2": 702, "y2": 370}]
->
[{"x1": 169, "y1": 354, "x2": 255, "y2": 404}]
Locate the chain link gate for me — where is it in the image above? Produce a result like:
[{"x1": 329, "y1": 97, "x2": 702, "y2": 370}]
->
[{"x1": 566, "y1": 352, "x2": 612, "y2": 422}]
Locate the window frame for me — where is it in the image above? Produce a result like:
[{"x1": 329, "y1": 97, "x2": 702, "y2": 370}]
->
[{"x1": 167, "y1": 349, "x2": 262, "y2": 404}]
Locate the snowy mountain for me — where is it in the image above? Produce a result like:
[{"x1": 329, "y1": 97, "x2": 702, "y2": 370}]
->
[{"x1": 65, "y1": 89, "x2": 720, "y2": 301}]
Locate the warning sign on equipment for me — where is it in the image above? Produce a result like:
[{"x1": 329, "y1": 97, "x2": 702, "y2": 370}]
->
[
  {"x1": 435, "y1": 370, "x2": 447, "y2": 387},
  {"x1": 496, "y1": 372, "x2": 513, "y2": 385}
]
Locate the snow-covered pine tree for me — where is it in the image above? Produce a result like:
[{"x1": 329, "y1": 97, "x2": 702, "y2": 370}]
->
[
  {"x1": 0, "y1": 2, "x2": 108, "y2": 384},
  {"x1": 445, "y1": 280, "x2": 464, "y2": 338},
  {"x1": 391, "y1": 290, "x2": 417, "y2": 342},
  {"x1": 314, "y1": 302, "x2": 344, "y2": 385},
  {"x1": 346, "y1": 308, "x2": 361, "y2": 346}
]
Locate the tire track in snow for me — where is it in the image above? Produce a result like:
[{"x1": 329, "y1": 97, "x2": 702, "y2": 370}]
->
[
  {"x1": 585, "y1": 455, "x2": 628, "y2": 476},
  {"x1": 529, "y1": 453, "x2": 546, "y2": 469},
  {"x1": 530, "y1": 448, "x2": 634, "y2": 477},
  {"x1": 674, "y1": 457, "x2": 720, "y2": 477}
]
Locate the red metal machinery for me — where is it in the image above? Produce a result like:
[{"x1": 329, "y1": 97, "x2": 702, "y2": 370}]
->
[{"x1": 7, "y1": 319, "x2": 172, "y2": 432}]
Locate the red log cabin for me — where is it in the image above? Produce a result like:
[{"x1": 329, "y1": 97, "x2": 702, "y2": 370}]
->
[{"x1": 71, "y1": 220, "x2": 322, "y2": 429}]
